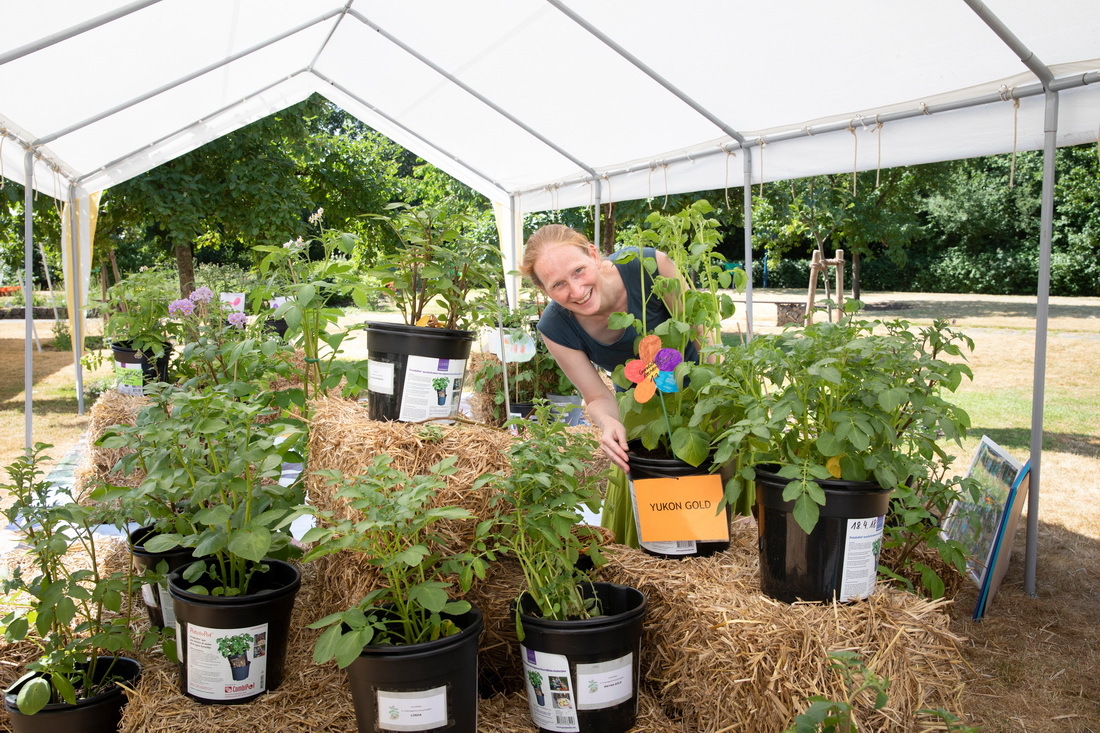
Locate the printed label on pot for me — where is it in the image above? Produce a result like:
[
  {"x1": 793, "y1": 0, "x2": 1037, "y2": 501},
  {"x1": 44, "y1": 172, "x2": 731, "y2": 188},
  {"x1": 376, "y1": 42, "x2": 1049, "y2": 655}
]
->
[
  {"x1": 183, "y1": 622, "x2": 268, "y2": 701},
  {"x1": 375, "y1": 686, "x2": 448, "y2": 731},
  {"x1": 369, "y1": 359, "x2": 396, "y2": 395},
  {"x1": 840, "y1": 515, "x2": 886, "y2": 602},
  {"x1": 115, "y1": 361, "x2": 143, "y2": 396},
  {"x1": 158, "y1": 585, "x2": 177, "y2": 628},
  {"x1": 575, "y1": 652, "x2": 633, "y2": 709},
  {"x1": 397, "y1": 355, "x2": 466, "y2": 422},
  {"x1": 521, "y1": 646, "x2": 579, "y2": 733}
]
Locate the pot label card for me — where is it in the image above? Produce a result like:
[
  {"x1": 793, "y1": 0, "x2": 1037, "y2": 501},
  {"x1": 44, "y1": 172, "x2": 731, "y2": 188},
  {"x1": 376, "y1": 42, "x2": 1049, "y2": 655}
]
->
[
  {"x1": 575, "y1": 653, "x2": 633, "y2": 709},
  {"x1": 521, "y1": 647, "x2": 579, "y2": 732},
  {"x1": 375, "y1": 686, "x2": 448, "y2": 731},
  {"x1": 179, "y1": 622, "x2": 268, "y2": 701},
  {"x1": 631, "y1": 474, "x2": 728, "y2": 543}
]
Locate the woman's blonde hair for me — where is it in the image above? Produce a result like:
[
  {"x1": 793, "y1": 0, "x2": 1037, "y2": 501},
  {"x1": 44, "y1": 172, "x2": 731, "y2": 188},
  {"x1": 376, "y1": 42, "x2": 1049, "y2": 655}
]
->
[{"x1": 520, "y1": 224, "x2": 593, "y2": 290}]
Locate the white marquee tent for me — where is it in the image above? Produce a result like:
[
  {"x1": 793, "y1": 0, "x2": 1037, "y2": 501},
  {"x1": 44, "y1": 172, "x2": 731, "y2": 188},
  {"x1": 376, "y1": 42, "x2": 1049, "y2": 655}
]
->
[{"x1": 3, "y1": 0, "x2": 1099, "y2": 593}]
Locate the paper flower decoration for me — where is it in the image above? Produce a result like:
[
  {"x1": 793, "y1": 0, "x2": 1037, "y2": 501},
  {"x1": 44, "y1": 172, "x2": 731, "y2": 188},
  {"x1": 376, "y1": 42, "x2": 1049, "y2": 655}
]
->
[{"x1": 624, "y1": 334, "x2": 682, "y2": 403}]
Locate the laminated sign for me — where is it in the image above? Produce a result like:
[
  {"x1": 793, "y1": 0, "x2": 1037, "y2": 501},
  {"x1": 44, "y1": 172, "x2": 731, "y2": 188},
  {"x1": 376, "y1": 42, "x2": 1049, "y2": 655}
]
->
[{"x1": 632, "y1": 474, "x2": 728, "y2": 543}]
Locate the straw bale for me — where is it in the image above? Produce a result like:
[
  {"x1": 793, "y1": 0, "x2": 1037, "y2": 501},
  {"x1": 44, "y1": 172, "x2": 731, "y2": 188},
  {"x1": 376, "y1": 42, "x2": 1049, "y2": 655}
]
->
[
  {"x1": 476, "y1": 687, "x2": 688, "y2": 733},
  {"x1": 75, "y1": 389, "x2": 150, "y2": 493},
  {"x1": 599, "y1": 521, "x2": 968, "y2": 733}
]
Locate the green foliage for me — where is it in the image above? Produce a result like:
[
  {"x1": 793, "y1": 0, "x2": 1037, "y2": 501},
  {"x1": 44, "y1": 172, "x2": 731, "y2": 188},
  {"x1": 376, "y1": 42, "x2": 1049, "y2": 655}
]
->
[
  {"x1": 97, "y1": 384, "x2": 308, "y2": 596},
  {"x1": 709, "y1": 310, "x2": 974, "y2": 543},
  {"x1": 1, "y1": 444, "x2": 166, "y2": 714},
  {"x1": 785, "y1": 651, "x2": 889, "y2": 733},
  {"x1": 302, "y1": 456, "x2": 491, "y2": 666},
  {"x1": 482, "y1": 402, "x2": 610, "y2": 636},
  {"x1": 216, "y1": 633, "x2": 253, "y2": 659},
  {"x1": 51, "y1": 319, "x2": 72, "y2": 351},
  {"x1": 369, "y1": 201, "x2": 502, "y2": 330},
  {"x1": 612, "y1": 199, "x2": 745, "y2": 466},
  {"x1": 99, "y1": 266, "x2": 181, "y2": 356}
]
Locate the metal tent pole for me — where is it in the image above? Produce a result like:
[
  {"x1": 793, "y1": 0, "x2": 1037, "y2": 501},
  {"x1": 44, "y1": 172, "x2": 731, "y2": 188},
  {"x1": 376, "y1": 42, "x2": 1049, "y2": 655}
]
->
[
  {"x1": 1026, "y1": 90, "x2": 1059, "y2": 596},
  {"x1": 23, "y1": 150, "x2": 35, "y2": 450},
  {"x1": 742, "y1": 149, "x2": 754, "y2": 340},
  {"x1": 69, "y1": 184, "x2": 86, "y2": 414}
]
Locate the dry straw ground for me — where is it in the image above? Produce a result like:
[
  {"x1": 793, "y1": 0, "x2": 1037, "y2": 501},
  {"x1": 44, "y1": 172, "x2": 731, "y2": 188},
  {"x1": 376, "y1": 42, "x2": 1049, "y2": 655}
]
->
[{"x1": 1, "y1": 289, "x2": 1098, "y2": 730}]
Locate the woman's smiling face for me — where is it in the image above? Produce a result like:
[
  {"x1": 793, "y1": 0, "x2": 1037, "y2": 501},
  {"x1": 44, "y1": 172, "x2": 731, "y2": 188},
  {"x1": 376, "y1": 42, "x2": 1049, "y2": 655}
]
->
[{"x1": 535, "y1": 242, "x2": 603, "y2": 314}]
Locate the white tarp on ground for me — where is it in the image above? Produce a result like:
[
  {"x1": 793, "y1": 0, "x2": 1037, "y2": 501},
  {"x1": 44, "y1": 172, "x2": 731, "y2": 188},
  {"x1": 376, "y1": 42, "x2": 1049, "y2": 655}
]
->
[{"x1": 2, "y1": 0, "x2": 1098, "y2": 212}]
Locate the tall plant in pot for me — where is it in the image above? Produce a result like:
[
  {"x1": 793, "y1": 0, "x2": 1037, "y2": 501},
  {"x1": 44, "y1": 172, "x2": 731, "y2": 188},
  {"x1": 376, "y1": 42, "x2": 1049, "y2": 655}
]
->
[
  {"x1": 1, "y1": 444, "x2": 164, "y2": 732},
  {"x1": 482, "y1": 403, "x2": 644, "y2": 733},
  {"x1": 97, "y1": 382, "x2": 308, "y2": 704},
  {"x1": 302, "y1": 455, "x2": 490, "y2": 733},
  {"x1": 362, "y1": 202, "x2": 502, "y2": 422},
  {"x1": 99, "y1": 266, "x2": 181, "y2": 394},
  {"x1": 705, "y1": 306, "x2": 977, "y2": 602},
  {"x1": 608, "y1": 200, "x2": 748, "y2": 558}
]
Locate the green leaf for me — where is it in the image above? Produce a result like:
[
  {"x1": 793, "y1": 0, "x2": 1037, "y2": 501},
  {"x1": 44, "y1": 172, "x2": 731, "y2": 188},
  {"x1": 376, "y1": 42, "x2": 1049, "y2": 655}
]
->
[
  {"x1": 671, "y1": 427, "x2": 711, "y2": 467},
  {"x1": 409, "y1": 584, "x2": 448, "y2": 613},
  {"x1": 793, "y1": 494, "x2": 821, "y2": 534},
  {"x1": 17, "y1": 676, "x2": 53, "y2": 714},
  {"x1": 312, "y1": 623, "x2": 345, "y2": 664},
  {"x1": 228, "y1": 527, "x2": 272, "y2": 563}
]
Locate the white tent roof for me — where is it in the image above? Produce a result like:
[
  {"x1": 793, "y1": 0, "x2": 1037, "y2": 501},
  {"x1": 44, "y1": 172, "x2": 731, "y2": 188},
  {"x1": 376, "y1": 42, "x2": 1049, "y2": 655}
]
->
[{"x1": 3, "y1": 0, "x2": 1099, "y2": 211}]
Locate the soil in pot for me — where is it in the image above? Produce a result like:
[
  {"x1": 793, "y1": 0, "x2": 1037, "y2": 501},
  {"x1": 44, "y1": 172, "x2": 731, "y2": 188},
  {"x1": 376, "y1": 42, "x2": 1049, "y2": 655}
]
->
[
  {"x1": 364, "y1": 322, "x2": 474, "y2": 422},
  {"x1": 128, "y1": 524, "x2": 196, "y2": 629},
  {"x1": 111, "y1": 342, "x2": 171, "y2": 395},
  {"x1": 517, "y1": 582, "x2": 646, "y2": 733},
  {"x1": 346, "y1": 606, "x2": 483, "y2": 733},
  {"x1": 755, "y1": 465, "x2": 893, "y2": 603},
  {"x1": 4, "y1": 656, "x2": 141, "y2": 733},
  {"x1": 167, "y1": 559, "x2": 301, "y2": 705},
  {"x1": 628, "y1": 445, "x2": 731, "y2": 559}
]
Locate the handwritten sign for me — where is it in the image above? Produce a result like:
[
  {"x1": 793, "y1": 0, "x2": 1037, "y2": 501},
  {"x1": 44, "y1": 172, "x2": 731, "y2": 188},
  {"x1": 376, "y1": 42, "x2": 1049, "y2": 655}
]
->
[
  {"x1": 219, "y1": 292, "x2": 245, "y2": 312},
  {"x1": 632, "y1": 474, "x2": 728, "y2": 543},
  {"x1": 485, "y1": 327, "x2": 537, "y2": 363}
]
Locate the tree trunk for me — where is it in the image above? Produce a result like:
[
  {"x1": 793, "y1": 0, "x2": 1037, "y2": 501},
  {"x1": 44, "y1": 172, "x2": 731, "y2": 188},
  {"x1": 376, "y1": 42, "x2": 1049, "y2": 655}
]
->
[
  {"x1": 852, "y1": 251, "x2": 861, "y2": 301},
  {"x1": 600, "y1": 202, "x2": 616, "y2": 255},
  {"x1": 175, "y1": 242, "x2": 195, "y2": 298},
  {"x1": 108, "y1": 249, "x2": 122, "y2": 286}
]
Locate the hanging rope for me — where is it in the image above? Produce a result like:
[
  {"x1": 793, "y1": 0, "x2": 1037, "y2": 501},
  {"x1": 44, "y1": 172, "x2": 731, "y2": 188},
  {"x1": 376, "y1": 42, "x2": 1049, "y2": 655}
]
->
[
  {"x1": 723, "y1": 147, "x2": 734, "y2": 208},
  {"x1": 1000, "y1": 85, "x2": 1020, "y2": 188},
  {"x1": 848, "y1": 121, "x2": 858, "y2": 195},
  {"x1": 757, "y1": 138, "x2": 766, "y2": 197},
  {"x1": 662, "y1": 162, "x2": 670, "y2": 210},
  {"x1": 647, "y1": 163, "x2": 656, "y2": 209},
  {"x1": 875, "y1": 117, "x2": 884, "y2": 188}
]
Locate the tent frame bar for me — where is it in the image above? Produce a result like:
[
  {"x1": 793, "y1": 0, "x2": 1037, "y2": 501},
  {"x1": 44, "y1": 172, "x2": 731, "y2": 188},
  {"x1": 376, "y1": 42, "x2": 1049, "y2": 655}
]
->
[
  {"x1": 32, "y1": 9, "x2": 344, "y2": 147},
  {"x1": 0, "y1": 0, "x2": 163, "y2": 67},
  {"x1": 23, "y1": 150, "x2": 34, "y2": 450},
  {"x1": 345, "y1": 8, "x2": 601, "y2": 189},
  {"x1": 546, "y1": 0, "x2": 746, "y2": 146},
  {"x1": 509, "y1": 68, "x2": 1098, "y2": 198}
]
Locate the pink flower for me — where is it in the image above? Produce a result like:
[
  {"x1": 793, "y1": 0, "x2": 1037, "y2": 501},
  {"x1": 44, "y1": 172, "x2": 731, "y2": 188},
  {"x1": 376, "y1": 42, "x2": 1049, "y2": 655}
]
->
[
  {"x1": 227, "y1": 312, "x2": 248, "y2": 328},
  {"x1": 168, "y1": 298, "x2": 194, "y2": 316},
  {"x1": 189, "y1": 286, "x2": 214, "y2": 303}
]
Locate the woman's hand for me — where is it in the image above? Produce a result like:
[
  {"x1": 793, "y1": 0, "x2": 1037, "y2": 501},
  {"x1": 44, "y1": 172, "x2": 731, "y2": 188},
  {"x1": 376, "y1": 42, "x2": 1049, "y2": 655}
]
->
[{"x1": 596, "y1": 416, "x2": 630, "y2": 473}]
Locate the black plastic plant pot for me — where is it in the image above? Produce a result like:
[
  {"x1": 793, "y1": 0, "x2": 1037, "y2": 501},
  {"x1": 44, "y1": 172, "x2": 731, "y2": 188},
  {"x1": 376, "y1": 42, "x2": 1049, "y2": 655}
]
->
[
  {"x1": 364, "y1": 322, "x2": 474, "y2": 422},
  {"x1": 128, "y1": 524, "x2": 196, "y2": 629},
  {"x1": 517, "y1": 582, "x2": 646, "y2": 733},
  {"x1": 346, "y1": 606, "x2": 484, "y2": 733},
  {"x1": 755, "y1": 465, "x2": 894, "y2": 603},
  {"x1": 263, "y1": 318, "x2": 289, "y2": 338},
  {"x1": 4, "y1": 656, "x2": 141, "y2": 733},
  {"x1": 111, "y1": 341, "x2": 171, "y2": 396},
  {"x1": 628, "y1": 447, "x2": 731, "y2": 559},
  {"x1": 167, "y1": 559, "x2": 301, "y2": 705}
]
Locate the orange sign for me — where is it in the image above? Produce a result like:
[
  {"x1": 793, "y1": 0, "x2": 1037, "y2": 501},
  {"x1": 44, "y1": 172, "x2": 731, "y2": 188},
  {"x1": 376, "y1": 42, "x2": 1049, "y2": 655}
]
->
[{"x1": 632, "y1": 474, "x2": 729, "y2": 543}]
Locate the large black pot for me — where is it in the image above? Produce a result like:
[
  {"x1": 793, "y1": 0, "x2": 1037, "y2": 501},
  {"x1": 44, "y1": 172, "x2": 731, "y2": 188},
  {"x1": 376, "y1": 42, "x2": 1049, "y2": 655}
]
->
[
  {"x1": 4, "y1": 656, "x2": 141, "y2": 733},
  {"x1": 517, "y1": 582, "x2": 646, "y2": 733},
  {"x1": 167, "y1": 559, "x2": 301, "y2": 704},
  {"x1": 364, "y1": 322, "x2": 474, "y2": 422},
  {"x1": 111, "y1": 341, "x2": 171, "y2": 395},
  {"x1": 627, "y1": 446, "x2": 731, "y2": 559},
  {"x1": 128, "y1": 524, "x2": 196, "y2": 629},
  {"x1": 755, "y1": 465, "x2": 893, "y2": 603},
  {"x1": 346, "y1": 606, "x2": 483, "y2": 733}
]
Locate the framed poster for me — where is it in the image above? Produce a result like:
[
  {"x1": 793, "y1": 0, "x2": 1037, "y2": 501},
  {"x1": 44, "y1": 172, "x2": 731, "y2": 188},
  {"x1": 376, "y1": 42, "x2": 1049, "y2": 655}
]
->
[{"x1": 940, "y1": 435, "x2": 1029, "y2": 620}]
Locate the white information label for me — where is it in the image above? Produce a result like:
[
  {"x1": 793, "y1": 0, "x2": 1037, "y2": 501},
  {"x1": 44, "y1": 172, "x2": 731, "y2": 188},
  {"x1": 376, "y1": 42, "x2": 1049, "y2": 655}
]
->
[
  {"x1": 184, "y1": 622, "x2": 268, "y2": 701},
  {"x1": 115, "y1": 361, "x2": 143, "y2": 396},
  {"x1": 521, "y1": 646, "x2": 579, "y2": 733},
  {"x1": 839, "y1": 515, "x2": 886, "y2": 602},
  {"x1": 158, "y1": 585, "x2": 178, "y2": 629},
  {"x1": 368, "y1": 359, "x2": 396, "y2": 395},
  {"x1": 576, "y1": 653, "x2": 633, "y2": 709},
  {"x1": 397, "y1": 355, "x2": 466, "y2": 422},
  {"x1": 375, "y1": 686, "x2": 448, "y2": 731}
]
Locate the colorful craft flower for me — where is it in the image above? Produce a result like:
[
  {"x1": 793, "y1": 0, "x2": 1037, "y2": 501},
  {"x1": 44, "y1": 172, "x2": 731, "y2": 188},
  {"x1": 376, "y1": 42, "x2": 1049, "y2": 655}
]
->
[
  {"x1": 623, "y1": 334, "x2": 682, "y2": 403},
  {"x1": 168, "y1": 298, "x2": 194, "y2": 316}
]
